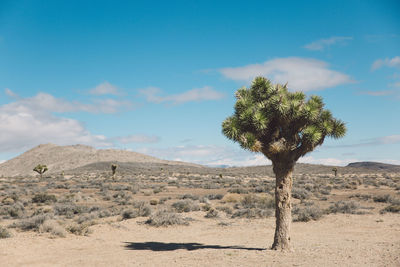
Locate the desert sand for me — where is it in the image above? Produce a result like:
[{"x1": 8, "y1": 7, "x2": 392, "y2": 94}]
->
[{"x1": 1, "y1": 212, "x2": 399, "y2": 267}]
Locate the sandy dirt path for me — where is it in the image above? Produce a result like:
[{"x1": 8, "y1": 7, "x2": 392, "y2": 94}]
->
[{"x1": 1, "y1": 213, "x2": 399, "y2": 267}]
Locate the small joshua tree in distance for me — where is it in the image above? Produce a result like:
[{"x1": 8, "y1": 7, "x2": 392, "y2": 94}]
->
[
  {"x1": 111, "y1": 164, "x2": 117, "y2": 180},
  {"x1": 332, "y1": 167, "x2": 338, "y2": 177},
  {"x1": 222, "y1": 77, "x2": 346, "y2": 251},
  {"x1": 33, "y1": 164, "x2": 48, "y2": 179}
]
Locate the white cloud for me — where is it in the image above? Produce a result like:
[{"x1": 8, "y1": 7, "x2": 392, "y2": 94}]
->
[
  {"x1": 390, "y1": 82, "x2": 400, "y2": 88},
  {"x1": 4, "y1": 88, "x2": 19, "y2": 98},
  {"x1": 0, "y1": 105, "x2": 112, "y2": 153},
  {"x1": 361, "y1": 90, "x2": 396, "y2": 96},
  {"x1": 0, "y1": 91, "x2": 135, "y2": 153},
  {"x1": 209, "y1": 153, "x2": 271, "y2": 167},
  {"x1": 2, "y1": 90, "x2": 132, "y2": 114},
  {"x1": 90, "y1": 98, "x2": 132, "y2": 113},
  {"x1": 376, "y1": 135, "x2": 400, "y2": 144},
  {"x1": 137, "y1": 145, "x2": 271, "y2": 167},
  {"x1": 136, "y1": 144, "x2": 367, "y2": 167},
  {"x1": 219, "y1": 57, "x2": 353, "y2": 91},
  {"x1": 116, "y1": 134, "x2": 160, "y2": 144},
  {"x1": 298, "y1": 156, "x2": 358, "y2": 166},
  {"x1": 89, "y1": 81, "x2": 119, "y2": 95},
  {"x1": 304, "y1": 36, "x2": 353, "y2": 51},
  {"x1": 140, "y1": 86, "x2": 224, "y2": 104},
  {"x1": 139, "y1": 87, "x2": 163, "y2": 103},
  {"x1": 137, "y1": 144, "x2": 400, "y2": 167},
  {"x1": 365, "y1": 34, "x2": 399, "y2": 43},
  {"x1": 0, "y1": 160, "x2": 5, "y2": 164},
  {"x1": 329, "y1": 134, "x2": 400, "y2": 148},
  {"x1": 137, "y1": 145, "x2": 225, "y2": 161},
  {"x1": 371, "y1": 56, "x2": 400, "y2": 71},
  {"x1": 378, "y1": 159, "x2": 400, "y2": 165}
]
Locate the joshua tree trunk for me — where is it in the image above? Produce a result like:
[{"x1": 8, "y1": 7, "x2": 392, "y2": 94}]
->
[{"x1": 271, "y1": 159, "x2": 294, "y2": 251}]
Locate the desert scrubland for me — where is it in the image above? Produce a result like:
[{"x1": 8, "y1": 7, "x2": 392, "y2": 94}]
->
[{"x1": 0, "y1": 145, "x2": 399, "y2": 266}]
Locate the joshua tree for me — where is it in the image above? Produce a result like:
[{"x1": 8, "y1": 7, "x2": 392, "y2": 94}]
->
[
  {"x1": 111, "y1": 164, "x2": 117, "y2": 180},
  {"x1": 332, "y1": 167, "x2": 338, "y2": 177},
  {"x1": 33, "y1": 164, "x2": 48, "y2": 179},
  {"x1": 222, "y1": 77, "x2": 346, "y2": 251}
]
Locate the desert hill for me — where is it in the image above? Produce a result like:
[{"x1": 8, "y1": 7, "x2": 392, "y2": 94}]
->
[
  {"x1": 0, "y1": 144, "x2": 200, "y2": 177},
  {"x1": 347, "y1": 161, "x2": 400, "y2": 172},
  {"x1": 1, "y1": 144, "x2": 399, "y2": 178},
  {"x1": 62, "y1": 161, "x2": 397, "y2": 178}
]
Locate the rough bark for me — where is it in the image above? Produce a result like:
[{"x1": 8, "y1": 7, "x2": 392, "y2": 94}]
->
[{"x1": 271, "y1": 159, "x2": 294, "y2": 251}]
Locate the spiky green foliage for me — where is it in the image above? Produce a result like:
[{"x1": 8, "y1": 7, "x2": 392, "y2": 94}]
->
[
  {"x1": 222, "y1": 77, "x2": 346, "y2": 163},
  {"x1": 33, "y1": 164, "x2": 48, "y2": 179}
]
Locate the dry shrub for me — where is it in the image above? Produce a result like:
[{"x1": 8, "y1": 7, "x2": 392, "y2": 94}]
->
[
  {"x1": 232, "y1": 208, "x2": 273, "y2": 218},
  {"x1": 203, "y1": 194, "x2": 224, "y2": 200},
  {"x1": 0, "y1": 226, "x2": 11, "y2": 238},
  {"x1": 380, "y1": 204, "x2": 400, "y2": 214},
  {"x1": 1, "y1": 202, "x2": 25, "y2": 218},
  {"x1": 32, "y1": 193, "x2": 57, "y2": 204},
  {"x1": 134, "y1": 201, "x2": 152, "y2": 216},
  {"x1": 221, "y1": 193, "x2": 242, "y2": 203},
  {"x1": 328, "y1": 201, "x2": 362, "y2": 214},
  {"x1": 240, "y1": 194, "x2": 274, "y2": 209},
  {"x1": 373, "y1": 194, "x2": 392, "y2": 203},
  {"x1": 149, "y1": 199, "x2": 159, "y2": 205},
  {"x1": 97, "y1": 209, "x2": 113, "y2": 218},
  {"x1": 231, "y1": 194, "x2": 274, "y2": 219},
  {"x1": 54, "y1": 203, "x2": 87, "y2": 218},
  {"x1": 67, "y1": 223, "x2": 92, "y2": 236},
  {"x1": 145, "y1": 209, "x2": 188, "y2": 227},
  {"x1": 76, "y1": 213, "x2": 98, "y2": 224},
  {"x1": 228, "y1": 187, "x2": 249, "y2": 194},
  {"x1": 39, "y1": 220, "x2": 66, "y2": 237},
  {"x1": 14, "y1": 214, "x2": 50, "y2": 231},
  {"x1": 292, "y1": 188, "x2": 311, "y2": 200},
  {"x1": 292, "y1": 204, "x2": 323, "y2": 222},
  {"x1": 2, "y1": 197, "x2": 15, "y2": 205},
  {"x1": 179, "y1": 194, "x2": 199, "y2": 200},
  {"x1": 122, "y1": 208, "x2": 138, "y2": 220},
  {"x1": 204, "y1": 208, "x2": 218, "y2": 218},
  {"x1": 122, "y1": 201, "x2": 152, "y2": 220},
  {"x1": 172, "y1": 199, "x2": 200, "y2": 213},
  {"x1": 217, "y1": 221, "x2": 231, "y2": 227},
  {"x1": 349, "y1": 194, "x2": 372, "y2": 201},
  {"x1": 216, "y1": 205, "x2": 233, "y2": 215}
]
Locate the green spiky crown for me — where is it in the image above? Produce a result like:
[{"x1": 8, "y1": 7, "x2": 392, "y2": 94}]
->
[
  {"x1": 222, "y1": 77, "x2": 346, "y2": 162},
  {"x1": 33, "y1": 164, "x2": 48, "y2": 174}
]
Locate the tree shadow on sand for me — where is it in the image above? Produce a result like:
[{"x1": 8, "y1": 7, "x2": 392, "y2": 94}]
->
[{"x1": 123, "y1": 242, "x2": 265, "y2": 251}]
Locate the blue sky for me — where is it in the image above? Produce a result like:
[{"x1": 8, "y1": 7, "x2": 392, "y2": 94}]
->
[{"x1": 0, "y1": 0, "x2": 399, "y2": 166}]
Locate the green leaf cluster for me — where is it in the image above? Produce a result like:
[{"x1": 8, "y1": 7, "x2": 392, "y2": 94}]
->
[
  {"x1": 222, "y1": 77, "x2": 346, "y2": 162},
  {"x1": 33, "y1": 164, "x2": 48, "y2": 174}
]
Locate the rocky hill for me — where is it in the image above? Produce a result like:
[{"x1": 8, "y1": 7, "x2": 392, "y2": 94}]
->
[
  {"x1": 347, "y1": 161, "x2": 400, "y2": 172},
  {"x1": 1, "y1": 144, "x2": 399, "y2": 177},
  {"x1": 0, "y1": 144, "x2": 200, "y2": 177}
]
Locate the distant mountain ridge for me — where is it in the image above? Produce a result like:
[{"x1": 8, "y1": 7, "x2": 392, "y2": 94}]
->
[
  {"x1": 346, "y1": 161, "x2": 400, "y2": 172},
  {"x1": 0, "y1": 144, "x2": 200, "y2": 177},
  {"x1": 0, "y1": 144, "x2": 399, "y2": 177}
]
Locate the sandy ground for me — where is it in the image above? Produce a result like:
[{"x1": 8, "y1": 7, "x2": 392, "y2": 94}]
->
[{"x1": 1, "y1": 212, "x2": 399, "y2": 267}]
